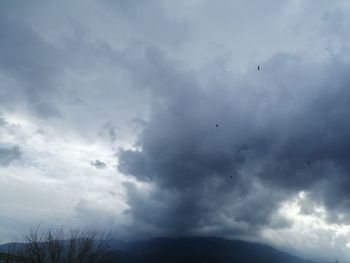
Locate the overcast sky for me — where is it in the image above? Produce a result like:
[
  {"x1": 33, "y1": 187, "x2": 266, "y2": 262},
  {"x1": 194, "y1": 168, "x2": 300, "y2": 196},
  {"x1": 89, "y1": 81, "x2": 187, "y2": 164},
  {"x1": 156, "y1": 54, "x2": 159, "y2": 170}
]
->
[{"x1": 1, "y1": 0, "x2": 350, "y2": 261}]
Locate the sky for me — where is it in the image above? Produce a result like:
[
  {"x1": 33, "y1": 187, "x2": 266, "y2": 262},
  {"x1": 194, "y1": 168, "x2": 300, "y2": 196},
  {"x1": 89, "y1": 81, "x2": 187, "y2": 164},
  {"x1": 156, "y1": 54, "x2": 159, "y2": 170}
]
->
[{"x1": 1, "y1": 0, "x2": 350, "y2": 261}]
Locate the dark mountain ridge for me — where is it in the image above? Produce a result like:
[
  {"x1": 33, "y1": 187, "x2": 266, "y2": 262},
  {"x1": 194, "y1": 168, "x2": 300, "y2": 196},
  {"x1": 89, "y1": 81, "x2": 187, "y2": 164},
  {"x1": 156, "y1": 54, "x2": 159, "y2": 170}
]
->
[
  {"x1": 0, "y1": 237, "x2": 321, "y2": 263},
  {"x1": 104, "y1": 237, "x2": 318, "y2": 263}
]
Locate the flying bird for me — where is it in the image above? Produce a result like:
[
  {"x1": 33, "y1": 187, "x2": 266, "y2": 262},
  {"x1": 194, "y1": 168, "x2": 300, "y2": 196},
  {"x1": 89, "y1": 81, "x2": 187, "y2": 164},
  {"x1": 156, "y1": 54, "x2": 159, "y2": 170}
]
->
[
  {"x1": 307, "y1": 161, "x2": 310, "y2": 166},
  {"x1": 216, "y1": 123, "x2": 219, "y2": 128},
  {"x1": 257, "y1": 65, "x2": 260, "y2": 70}
]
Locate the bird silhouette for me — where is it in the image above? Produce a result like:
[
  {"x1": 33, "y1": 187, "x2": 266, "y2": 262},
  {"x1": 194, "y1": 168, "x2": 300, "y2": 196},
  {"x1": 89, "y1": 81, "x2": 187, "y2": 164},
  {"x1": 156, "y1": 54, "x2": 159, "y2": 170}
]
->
[
  {"x1": 307, "y1": 161, "x2": 310, "y2": 166},
  {"x1": 258, "y1": 65, "x2": 260, "y2": 70},
  {"x1": 216, "y1": 123, "x2": 219, "y2": 128}
]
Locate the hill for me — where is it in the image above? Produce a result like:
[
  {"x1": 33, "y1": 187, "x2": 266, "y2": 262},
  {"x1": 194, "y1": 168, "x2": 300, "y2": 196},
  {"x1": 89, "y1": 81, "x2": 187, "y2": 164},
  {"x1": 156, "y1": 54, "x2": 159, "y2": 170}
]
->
[{"x1": 104, "y1": 237, "x2": 317, "y2": 263}]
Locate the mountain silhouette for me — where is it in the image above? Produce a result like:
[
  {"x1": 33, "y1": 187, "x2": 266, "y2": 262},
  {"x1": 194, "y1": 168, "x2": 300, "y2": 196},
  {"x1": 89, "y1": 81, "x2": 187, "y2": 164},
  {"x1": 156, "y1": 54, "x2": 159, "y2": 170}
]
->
[{"x1": 103, "y1": 237, "x2": 317, "y2": 263}]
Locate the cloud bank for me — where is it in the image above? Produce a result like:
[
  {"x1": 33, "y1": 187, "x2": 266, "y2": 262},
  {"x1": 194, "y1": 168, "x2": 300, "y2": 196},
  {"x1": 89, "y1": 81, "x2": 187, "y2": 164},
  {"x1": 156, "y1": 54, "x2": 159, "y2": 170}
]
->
[
  {"x1": 118, "y1": 48, "x2": 350, "y2": 233},
  {"x1": 1, "y1": 0, "x2": 350, "y2": 261}
]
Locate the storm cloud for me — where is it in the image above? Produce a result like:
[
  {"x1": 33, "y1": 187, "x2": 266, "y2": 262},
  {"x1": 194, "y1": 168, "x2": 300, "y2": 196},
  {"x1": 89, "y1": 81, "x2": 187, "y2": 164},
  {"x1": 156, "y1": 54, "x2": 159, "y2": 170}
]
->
[
  {"x1": 90, "y1": 159, "x2": 107, "y2": 169},
  {"x1": 2, "y1": 0, "x2": 350, "y2": 261},
  {"x1": 118, "y1": 47, "x2": 350, "y2": 236}
]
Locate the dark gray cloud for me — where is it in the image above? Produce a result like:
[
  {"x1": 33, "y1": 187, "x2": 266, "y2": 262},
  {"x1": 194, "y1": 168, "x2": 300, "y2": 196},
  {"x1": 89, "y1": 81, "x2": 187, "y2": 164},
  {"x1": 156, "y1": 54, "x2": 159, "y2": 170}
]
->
[
  {"x1": 0, "y1": 145, "x2": 22, "y2": 166},
  {"x1": 100, "y1": 0, "x2": 189, "y2": 48},
  {"x1": 90, "y1": 159, "x2": 107, "y2": 169},
  {"x1": 118, "y1": 45, "x2": 350, "y2": 238},
  {"x1": 0, "y1": 14, "x2": 62, "y2": 115},
  {"x1": 2, "y1": 1, "x2": 350, "y2": 260},
  {"x1": 0, "y1": 11, "x2": 124, "y2": 120}
]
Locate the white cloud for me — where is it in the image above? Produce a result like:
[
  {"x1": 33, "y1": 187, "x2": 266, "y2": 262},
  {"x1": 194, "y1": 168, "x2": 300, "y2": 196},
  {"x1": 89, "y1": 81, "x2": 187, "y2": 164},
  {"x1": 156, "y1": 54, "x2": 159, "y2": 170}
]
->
[
  {"x1": 262, "y1": 191, "x2": 350, "y2": 261},
  {"x1": 0, "y1": 114, "x2": 130, "y2": 243}
]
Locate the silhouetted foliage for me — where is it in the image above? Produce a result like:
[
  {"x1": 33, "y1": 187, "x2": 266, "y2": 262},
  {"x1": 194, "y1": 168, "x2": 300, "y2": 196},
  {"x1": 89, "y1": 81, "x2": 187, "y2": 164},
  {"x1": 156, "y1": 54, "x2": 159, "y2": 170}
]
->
[{"x1": 20, "y1": 226, "x2": 111, "y2": 263}]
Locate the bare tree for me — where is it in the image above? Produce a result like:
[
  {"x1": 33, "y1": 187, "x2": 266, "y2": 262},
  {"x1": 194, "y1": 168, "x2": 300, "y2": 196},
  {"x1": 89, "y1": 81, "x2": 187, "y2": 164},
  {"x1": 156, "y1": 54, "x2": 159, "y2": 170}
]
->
[
  {"x1": 21, "y1": 226, "x2": 111, "y2": 263},
  {"x1": 24, "y1": 226, "x2": 47, "y2": 263},
  {"x1": 5, "y1": 242, "x2": 20, "y2": 263},
  {"x1": 0, "y1": 242, "x2": 30, "y2": 263}
]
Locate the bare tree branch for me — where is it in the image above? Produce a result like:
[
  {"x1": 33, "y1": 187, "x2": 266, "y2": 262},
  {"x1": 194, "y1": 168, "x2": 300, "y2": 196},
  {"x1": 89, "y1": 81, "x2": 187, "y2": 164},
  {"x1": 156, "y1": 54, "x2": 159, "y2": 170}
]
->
[{"x1": 19, "y1": 226, "x2": 111, "y2": 263}]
